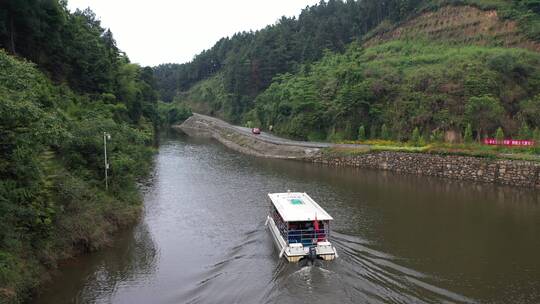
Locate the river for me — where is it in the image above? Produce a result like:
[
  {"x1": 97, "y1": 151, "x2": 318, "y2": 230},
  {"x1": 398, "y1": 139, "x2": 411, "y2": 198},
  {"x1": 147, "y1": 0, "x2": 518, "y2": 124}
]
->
[{"x1": 33, "y1": 133, "x2": 540, "y2": 304}]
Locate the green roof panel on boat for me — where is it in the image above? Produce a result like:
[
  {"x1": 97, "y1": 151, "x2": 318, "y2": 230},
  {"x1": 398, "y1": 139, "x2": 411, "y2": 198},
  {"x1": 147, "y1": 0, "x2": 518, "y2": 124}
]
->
[{"x1": 290, "y1": 198, "x2": 303, "y2": 205}]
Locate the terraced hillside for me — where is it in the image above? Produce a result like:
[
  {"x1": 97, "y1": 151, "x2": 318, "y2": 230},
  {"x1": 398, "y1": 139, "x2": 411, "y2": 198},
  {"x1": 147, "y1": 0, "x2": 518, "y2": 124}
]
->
[{"x1": 365, "y1": 5, "x2": 540, "y2": 51}]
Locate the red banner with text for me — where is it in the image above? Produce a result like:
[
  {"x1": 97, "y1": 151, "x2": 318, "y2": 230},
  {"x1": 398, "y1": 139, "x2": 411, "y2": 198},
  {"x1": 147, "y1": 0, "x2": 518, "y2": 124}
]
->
[{"x1": 483, "y1": 139, "x2": 535, "y2": 146}]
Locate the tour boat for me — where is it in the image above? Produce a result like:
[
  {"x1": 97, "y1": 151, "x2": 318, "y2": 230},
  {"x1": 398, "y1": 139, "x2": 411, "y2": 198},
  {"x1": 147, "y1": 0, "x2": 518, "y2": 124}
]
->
[{"x1": 265, "y1": 192, "x2": 338, "y2": 262}]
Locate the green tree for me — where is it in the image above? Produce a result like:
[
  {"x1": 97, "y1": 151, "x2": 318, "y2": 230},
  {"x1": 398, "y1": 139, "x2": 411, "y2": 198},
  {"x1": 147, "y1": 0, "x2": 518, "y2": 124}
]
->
[
  {"x1": 533, "y1": 127, "x2": 540, "y2": 141},
  {"x1": 518, "y1": 122, "x2": 532, "y2": 139},
  {"x1": 357, "y1": 125, "x2": 366, "y2": 141},
  {"x1": 430, "y1": 129, "x2": 444, "y2": 143},
  {"x1": 465, "y1": 95, "x2": 504, "y2": 140},
  {"x1": 411, "y1": 127, "x2": 420, "y2": 145},
  {"x1": 380, "y1": 124, "x2": 390, "y2": 140},
  {"x1": 464, "y1": 123, "x2": 473, "y2": 143},
  {"x1": 495, "y1": 127, "x2": 505, "y2": 141}
]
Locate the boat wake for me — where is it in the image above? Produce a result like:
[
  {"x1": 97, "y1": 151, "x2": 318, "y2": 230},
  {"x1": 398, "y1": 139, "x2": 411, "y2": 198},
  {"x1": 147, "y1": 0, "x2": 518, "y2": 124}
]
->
[
  {"x1": 324, "y1": 232, "x2": 475, "y2": 304},
  {"x1": 180, "y1": 224, "x2": 475, "y2": 304},
  {"x1": 181, "y1": 224, "x2": 275, "y2": 303}
]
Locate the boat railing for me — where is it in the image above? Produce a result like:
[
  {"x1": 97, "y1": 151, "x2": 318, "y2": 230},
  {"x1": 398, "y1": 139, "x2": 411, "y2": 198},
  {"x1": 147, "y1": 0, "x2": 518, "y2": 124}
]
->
[{"x1": 284, "y1": 228, "x2": 330, "y2": 246}]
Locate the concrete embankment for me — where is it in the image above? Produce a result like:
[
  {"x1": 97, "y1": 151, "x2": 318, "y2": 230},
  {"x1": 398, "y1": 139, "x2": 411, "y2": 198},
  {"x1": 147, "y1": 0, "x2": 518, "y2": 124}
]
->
[
  {"x1": 175, "y1": 113, "x2": 322, "y2": 159},
  {"x1": 176, "y1": 114, "x2": 540, "y2": 189}
]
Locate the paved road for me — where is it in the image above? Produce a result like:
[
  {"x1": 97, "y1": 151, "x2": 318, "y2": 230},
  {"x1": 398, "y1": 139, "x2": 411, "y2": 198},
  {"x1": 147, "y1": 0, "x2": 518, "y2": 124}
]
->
[{"x1": 194, "y1": 113, "x2": 369, "y2": 149}]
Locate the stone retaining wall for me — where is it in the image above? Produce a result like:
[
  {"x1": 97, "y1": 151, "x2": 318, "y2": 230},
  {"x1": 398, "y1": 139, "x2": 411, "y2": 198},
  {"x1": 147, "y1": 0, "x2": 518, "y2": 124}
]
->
[{"x1": 307, "y1": 152, "x2": 540, "y2": 188}]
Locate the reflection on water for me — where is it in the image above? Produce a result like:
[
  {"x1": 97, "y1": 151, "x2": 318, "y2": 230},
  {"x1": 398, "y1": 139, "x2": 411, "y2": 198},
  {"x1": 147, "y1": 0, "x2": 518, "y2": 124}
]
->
[
  {"x1": 79, "y1": 222, "x2": 158, "y2": 303},
  {"x1": 35, "y1": 221, "x2": 158, "y2": 304},
  {"x1": 34, "y1": 133, "x2": 540, "y2": 304}
]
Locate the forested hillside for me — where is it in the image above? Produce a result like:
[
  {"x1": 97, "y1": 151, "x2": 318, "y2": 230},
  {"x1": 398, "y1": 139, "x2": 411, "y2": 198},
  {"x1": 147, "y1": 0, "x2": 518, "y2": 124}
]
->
[
  {"x1": 155, "y1": 0, "x2": 425, "y2": 106},
  {"x1": 252, "y1": 42, "x2": 540, "y2": 140},
  {"x1": 0, "y1": 1, "x2": 159, "y2": 302},
  {"x1": 157, "y1": 0, "x2": 540, "y2": 142}
]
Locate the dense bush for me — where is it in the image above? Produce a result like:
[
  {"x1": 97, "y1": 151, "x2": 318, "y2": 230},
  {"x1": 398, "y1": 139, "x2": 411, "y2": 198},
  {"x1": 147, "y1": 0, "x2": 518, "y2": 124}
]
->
[{"x1": 158, "y1": 102, "x2": 192, "y2": 126}]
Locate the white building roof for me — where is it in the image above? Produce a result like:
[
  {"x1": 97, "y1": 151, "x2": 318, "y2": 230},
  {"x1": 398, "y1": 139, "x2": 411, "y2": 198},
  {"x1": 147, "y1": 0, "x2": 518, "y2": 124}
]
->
[{"x1": 268, "y1": 192, "x2": 333, "y2": 222}]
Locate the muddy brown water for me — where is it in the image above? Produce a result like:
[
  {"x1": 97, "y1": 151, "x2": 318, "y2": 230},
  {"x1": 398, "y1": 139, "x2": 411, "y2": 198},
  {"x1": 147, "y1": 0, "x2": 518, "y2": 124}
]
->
[{"x1": 33, "y1": 133, "x2": 540, "y2": 304}]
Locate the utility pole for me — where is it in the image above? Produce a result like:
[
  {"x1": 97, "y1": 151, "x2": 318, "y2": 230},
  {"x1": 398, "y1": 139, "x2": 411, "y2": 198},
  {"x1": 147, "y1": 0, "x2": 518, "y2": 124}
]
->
[{"x1": 103, "y1": 132, "x2": 111, "y2": 190}]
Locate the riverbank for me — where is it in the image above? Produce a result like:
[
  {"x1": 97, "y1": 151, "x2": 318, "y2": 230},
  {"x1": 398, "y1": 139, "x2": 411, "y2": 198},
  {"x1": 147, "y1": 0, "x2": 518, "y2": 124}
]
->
[
  {"x1": 176, "y1": 114, "x2": 540, "y2": 189},
  {"x1": 1, "y1": 183, "x2": 145, "y2": 304},
  {"x1": 176, "y1": 113, "x2": 325, "y2": 159}
]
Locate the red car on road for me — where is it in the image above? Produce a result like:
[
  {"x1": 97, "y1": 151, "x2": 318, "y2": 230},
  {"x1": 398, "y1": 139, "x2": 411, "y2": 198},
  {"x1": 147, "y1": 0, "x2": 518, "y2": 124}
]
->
[{"x1": 251, "y1": 128, "x2": 261, "y2": 135}]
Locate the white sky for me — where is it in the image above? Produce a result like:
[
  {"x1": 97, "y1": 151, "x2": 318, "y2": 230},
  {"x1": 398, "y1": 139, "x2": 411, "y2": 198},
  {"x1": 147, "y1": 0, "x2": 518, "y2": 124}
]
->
[{"x1": 67, "y1": 0, "x2": 321, "y2": 67}]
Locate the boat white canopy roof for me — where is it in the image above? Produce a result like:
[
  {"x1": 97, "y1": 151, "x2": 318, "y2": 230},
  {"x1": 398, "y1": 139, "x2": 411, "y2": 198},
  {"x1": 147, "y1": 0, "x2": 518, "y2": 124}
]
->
[{"x1": 268, "y1": 192, "x2": 333, "y2": 222}]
